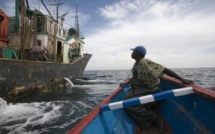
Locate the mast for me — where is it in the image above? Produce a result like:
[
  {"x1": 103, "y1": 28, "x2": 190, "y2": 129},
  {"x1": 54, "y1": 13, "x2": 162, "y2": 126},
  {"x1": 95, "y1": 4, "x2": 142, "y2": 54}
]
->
[
  {"x1": 75, "y1": 4, "x2": 79, "y2": 37},
  {"x1": 50, "y1": 0, "x2": 64, "y2": 23}
]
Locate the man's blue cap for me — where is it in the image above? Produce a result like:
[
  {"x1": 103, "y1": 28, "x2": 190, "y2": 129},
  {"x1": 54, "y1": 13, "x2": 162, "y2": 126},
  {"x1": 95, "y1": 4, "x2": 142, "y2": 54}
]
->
[{"x1": 131, "y1": 46, "x2": 147, "y2": 56}]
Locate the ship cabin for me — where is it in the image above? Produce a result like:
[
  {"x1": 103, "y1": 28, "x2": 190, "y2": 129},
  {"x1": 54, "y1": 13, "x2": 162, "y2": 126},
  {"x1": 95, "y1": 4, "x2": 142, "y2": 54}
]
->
[{"x1": 0, "y1": 2, "x2": 84, "y2": 63}]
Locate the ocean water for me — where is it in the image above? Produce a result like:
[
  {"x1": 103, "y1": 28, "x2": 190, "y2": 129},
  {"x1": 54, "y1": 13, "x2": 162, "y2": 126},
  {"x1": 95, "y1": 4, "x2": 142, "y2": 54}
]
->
[{"x1": 0, "y1": 68, "x2": 214, "y2": 134}]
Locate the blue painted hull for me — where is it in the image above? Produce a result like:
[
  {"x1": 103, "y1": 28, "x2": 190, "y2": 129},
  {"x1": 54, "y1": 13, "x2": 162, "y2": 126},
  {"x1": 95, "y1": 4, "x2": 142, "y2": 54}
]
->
[
  {"x1": 69, "y1": 76, "x2": 215, "y2": 134},
  {"x1": 159, "y1": 77, "x2": 215, "y2": 134}
]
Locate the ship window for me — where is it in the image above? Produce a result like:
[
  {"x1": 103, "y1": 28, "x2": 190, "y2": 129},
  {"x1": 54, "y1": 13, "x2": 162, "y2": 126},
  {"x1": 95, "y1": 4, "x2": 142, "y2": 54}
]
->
[
  {"x1": 0, "y1": 15, "x2": 4, "y2": 22},
  {"x1": 37, "y1": 17, "x2": 45, "y2": 33}
]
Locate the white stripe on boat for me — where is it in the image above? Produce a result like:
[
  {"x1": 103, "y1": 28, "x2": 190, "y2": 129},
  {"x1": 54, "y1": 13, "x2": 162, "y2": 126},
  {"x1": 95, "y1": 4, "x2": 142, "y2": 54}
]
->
[
  {"x1": 173, "y1": 87, "x2": 194, "y2": 96},
  {"x1": 139, "y1": 95, "x2": 154, "y2": 104},
  {"x1": 109, "y1": 101, "x2": 123, "y2": 110}
]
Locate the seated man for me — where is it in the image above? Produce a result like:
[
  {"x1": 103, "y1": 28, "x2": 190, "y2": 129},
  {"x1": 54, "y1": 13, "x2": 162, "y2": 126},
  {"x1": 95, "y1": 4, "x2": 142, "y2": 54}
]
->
[
  {"x1": 31, "y1": 39, "x2": 49, "y2": 61},
  {"x1": 121, "y1": 45, "x2": 193, "y2": 132}
]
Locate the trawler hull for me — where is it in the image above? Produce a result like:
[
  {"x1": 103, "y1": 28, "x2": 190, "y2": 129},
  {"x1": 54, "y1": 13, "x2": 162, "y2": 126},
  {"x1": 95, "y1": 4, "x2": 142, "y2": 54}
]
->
[{"x1": 0, "y1": 54, "x2": 92, "y2": 102}]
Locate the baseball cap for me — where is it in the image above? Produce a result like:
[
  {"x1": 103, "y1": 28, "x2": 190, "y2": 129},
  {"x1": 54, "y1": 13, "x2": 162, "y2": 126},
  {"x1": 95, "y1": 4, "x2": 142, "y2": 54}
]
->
[{"x1": 131, "y1": 45, "x2": 147, "y2": 56}]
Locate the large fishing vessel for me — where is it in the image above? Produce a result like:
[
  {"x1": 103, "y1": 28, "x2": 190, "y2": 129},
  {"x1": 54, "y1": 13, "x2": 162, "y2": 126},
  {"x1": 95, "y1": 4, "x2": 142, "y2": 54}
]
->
[{"x1": 0, "y1": 0, "x2": 92, "y2": 102}]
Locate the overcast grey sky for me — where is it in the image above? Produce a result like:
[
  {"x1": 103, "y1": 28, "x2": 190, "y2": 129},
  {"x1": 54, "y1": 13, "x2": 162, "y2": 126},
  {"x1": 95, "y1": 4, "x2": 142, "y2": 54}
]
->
[{"x1": 1, "y1": 0, "x2": 215, "y2": 70}]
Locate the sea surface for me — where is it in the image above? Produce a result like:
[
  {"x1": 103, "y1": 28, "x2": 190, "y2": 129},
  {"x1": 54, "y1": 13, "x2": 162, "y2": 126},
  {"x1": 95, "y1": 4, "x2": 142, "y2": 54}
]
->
[{"x1": 0, "y1": 68, "x2": 214, "y2": 134}]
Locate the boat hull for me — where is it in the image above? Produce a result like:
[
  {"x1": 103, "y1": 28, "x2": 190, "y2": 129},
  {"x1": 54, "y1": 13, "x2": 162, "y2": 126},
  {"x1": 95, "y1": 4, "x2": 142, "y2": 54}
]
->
[
  {"x1": 0, "y1": 54, "x2": 92, "y2": 101},
  {"x1": 69, "y1": 75, "x2": 215, "y2": 134},
  {"x1": 159, "y1": 76, "x2": 215, "y2": 134}
]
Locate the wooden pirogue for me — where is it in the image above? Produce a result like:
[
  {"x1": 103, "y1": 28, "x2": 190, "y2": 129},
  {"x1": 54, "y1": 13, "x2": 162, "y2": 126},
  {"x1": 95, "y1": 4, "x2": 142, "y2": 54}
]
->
[{"x1": 68, "y1": 75, "x2": 215, "y2": 134}]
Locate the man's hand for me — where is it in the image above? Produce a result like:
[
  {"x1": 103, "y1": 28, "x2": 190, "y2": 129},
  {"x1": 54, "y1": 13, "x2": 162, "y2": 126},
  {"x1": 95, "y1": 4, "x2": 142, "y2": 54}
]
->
[
  {"x1": 119, "y1": 82, "x2": 124, "y2": 87},
  {"x1": 181, "y1": 79, "x2": 194, "y2": 85}
]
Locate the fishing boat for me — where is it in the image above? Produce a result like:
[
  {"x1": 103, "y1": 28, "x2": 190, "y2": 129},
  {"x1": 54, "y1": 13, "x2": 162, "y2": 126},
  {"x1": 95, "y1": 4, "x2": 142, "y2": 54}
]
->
[
  {"x1": 0, "y1": 0, "x2": 91, "y2": 102},
  {"x1": 69, "y1": 75, "x2": 215, "y2": 134}
]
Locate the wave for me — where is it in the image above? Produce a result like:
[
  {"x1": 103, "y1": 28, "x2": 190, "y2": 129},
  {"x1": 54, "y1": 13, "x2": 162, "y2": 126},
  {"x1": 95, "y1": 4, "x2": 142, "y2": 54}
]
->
[
  {"x1": 0, "y1": 98, "x2": 91, "y2": 134},
  {"x1": 0, "y1": 98, "x2": 63, "y2": 133},
  {"x1": 75, "y1": 78, "x2": 119, "y2": 85}
]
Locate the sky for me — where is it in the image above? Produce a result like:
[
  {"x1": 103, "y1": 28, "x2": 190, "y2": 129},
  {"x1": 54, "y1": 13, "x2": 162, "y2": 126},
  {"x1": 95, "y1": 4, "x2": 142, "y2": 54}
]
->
[{"x1": 1, "y1": 0, "x2": 215, "y2": 70}]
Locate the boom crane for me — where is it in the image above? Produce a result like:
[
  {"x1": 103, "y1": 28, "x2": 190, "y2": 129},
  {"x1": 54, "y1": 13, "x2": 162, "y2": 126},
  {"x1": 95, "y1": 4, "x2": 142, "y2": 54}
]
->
[
  {"x1": 58, "y1": 12, "x2": 68, "y2": 26},
  {"x1": 50, "y1": 0, "x2": 64, "y2": 23}
]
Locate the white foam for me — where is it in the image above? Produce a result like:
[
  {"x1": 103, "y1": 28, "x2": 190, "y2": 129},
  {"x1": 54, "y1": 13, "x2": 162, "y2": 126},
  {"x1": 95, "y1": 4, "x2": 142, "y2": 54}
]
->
[
  {"x1": 0, "y1": 97, "x2": 7, "y2": 112},
  {"x1": 0, "y1": 98, "x2": 63, "y2": 133},
  {"x1": 64, "y1": 77, "x2": 75, "y2": 87}
]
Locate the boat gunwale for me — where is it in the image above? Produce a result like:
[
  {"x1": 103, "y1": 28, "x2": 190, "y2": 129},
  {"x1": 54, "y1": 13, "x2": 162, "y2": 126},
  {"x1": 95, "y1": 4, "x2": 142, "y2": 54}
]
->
[
  {"x1": 0, "y1": 53, "x2": 92, "y2": 65},
  {"x1": 162, "y1": 75, "x2": 215, "y2": 102}
]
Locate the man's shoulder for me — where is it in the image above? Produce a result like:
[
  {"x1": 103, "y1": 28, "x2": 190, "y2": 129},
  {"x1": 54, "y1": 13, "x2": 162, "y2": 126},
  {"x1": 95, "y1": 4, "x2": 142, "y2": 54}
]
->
[{"x1": 140, "y1": 58, "x2": 152, "y2": 64}]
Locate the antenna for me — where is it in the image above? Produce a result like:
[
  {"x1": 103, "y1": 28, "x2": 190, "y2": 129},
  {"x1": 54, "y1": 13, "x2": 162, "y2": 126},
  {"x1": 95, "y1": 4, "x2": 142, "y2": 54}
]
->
[
  {"x1": 75, "y1": 4, "x2": 80, "y2": 36},
  {"x1": 75, "y1": 4, "x2": 85, "y2": 39},
  {"x1": 38, "y1": 0, "x2": 40, "y2": 10},
  {"x1": 50, "y1": 0, "x2": 64, "y2": 23}
]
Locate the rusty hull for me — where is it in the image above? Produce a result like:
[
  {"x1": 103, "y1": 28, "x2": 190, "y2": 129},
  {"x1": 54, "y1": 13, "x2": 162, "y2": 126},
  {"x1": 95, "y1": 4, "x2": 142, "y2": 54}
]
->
[{"x1": 0, "y1": 54, "x2": 92, "y2": 102}]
